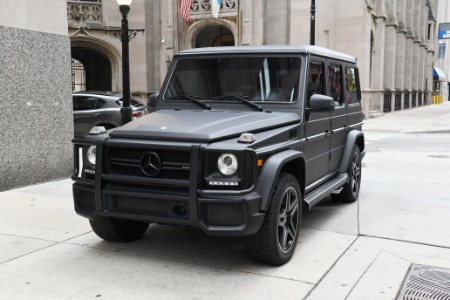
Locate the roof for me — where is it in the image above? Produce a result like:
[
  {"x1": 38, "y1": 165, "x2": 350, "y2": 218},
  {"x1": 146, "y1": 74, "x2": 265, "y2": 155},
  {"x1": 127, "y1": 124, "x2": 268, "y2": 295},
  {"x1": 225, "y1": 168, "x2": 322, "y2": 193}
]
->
[{"x1": 176, "y1": 45, "x2": 357, "y2": 63}]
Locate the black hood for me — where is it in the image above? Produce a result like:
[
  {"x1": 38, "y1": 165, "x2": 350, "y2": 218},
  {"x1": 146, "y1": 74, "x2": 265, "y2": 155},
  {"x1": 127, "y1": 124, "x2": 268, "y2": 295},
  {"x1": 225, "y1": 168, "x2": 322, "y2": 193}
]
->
[{"x1": 109, "y1": 109, "x2": 300, "y2": 142}]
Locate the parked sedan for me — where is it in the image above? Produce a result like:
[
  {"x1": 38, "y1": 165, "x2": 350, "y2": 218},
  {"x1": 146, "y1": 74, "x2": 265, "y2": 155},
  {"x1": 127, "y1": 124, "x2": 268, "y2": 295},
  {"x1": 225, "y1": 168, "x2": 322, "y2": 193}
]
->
[{"x1": 73, "y1": 91, "x2": 147, "y2": 137}]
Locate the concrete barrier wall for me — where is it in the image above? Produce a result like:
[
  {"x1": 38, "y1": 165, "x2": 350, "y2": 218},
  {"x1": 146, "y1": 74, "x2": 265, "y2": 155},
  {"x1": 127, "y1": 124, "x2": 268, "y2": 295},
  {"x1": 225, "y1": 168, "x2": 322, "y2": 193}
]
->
[{"x1": 0, "y1": 25, "x2": 73, "y2": 191}]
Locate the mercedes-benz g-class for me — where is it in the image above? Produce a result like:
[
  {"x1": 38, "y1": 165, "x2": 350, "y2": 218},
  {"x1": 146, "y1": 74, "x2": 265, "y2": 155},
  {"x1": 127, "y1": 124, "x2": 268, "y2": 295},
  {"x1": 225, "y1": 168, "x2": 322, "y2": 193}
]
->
[{"x1": 72, "y1": 45, "x2": 365, "y2": 265}]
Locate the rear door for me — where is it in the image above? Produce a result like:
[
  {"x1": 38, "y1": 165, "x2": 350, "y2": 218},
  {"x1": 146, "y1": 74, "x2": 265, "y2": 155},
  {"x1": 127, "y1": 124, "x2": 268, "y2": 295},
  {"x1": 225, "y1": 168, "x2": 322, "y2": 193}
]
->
[{"x1": 327, "y1": 60, "x2": 347, "y2": 173}]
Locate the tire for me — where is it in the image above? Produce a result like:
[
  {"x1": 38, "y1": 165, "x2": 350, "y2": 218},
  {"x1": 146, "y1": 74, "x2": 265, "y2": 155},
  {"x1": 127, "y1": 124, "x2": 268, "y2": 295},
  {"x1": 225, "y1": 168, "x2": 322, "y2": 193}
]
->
[
  {"x1": 89, "y1": 217, "x2": 149, "y2": 242},
  {"x1": 245, "y1": 172, "x2": 302, "y2": 265},
  {"x1": 333, "y1": 147, "x2": 362, "y2": 203}
]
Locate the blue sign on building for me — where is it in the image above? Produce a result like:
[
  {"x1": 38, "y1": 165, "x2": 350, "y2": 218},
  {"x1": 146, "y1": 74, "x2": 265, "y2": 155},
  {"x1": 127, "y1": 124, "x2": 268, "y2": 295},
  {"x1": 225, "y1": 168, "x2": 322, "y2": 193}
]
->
[{"x1": 439, "y1": 23, "x2": 450, "y2": 39}]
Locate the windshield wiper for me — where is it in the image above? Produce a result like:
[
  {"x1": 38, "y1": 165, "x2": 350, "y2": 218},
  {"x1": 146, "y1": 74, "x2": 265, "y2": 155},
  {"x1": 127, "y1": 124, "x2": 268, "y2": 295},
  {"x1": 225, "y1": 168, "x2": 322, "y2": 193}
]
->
[
  {"x1": 215, "y1": 94, "x2": 264, "y2": 112},
  {"x1": 167, "y1": 95, "x2": 211, "y2": 110}
]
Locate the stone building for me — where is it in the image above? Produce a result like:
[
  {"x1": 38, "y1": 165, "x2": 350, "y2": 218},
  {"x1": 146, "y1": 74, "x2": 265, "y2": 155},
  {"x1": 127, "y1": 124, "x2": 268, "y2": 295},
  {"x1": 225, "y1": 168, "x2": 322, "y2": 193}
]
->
[
  {"x1": 67, "y1": 0, "x2": 440, "y2": 116},
  {"x1": 0, "y1": 1, "x2": 73, "y2": 191}
]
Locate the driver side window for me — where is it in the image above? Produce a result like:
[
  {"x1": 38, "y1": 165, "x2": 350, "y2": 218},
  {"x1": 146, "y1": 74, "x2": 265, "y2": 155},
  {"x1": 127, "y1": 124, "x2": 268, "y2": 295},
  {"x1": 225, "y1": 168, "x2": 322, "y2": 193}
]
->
[{"x1": 306, "y1": 61, "x2": 325, "y2": 106}]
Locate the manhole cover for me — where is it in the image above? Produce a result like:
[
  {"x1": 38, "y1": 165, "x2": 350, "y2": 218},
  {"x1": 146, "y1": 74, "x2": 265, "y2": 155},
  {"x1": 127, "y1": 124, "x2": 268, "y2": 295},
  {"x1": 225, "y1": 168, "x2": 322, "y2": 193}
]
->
[{"x1": 397, "y1": 264, "x2": 450, "y2": 300}]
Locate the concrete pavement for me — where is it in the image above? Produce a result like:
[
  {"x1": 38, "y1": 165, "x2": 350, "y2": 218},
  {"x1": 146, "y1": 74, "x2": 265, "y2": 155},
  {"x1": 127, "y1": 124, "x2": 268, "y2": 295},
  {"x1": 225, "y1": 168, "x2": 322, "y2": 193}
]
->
[{"x1": 1, "y1": 102, "x2": 450, "y2": 299}]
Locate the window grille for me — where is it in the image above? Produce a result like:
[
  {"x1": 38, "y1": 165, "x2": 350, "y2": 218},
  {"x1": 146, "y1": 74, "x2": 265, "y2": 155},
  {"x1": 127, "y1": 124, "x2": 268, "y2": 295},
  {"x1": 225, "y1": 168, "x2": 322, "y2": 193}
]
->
[{"x1": 72, "y1": 59, "x2": 86, "y2": 92}]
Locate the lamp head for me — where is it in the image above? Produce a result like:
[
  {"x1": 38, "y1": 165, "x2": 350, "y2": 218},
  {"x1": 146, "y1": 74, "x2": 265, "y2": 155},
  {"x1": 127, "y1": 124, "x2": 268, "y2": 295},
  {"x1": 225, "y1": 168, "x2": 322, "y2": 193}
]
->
[
  {"x1": 117, "y1": 0, "x2": 132, "y2": 14},
  {"x1": 117, "y1": 0, "x2": 132, "y2": 6}
]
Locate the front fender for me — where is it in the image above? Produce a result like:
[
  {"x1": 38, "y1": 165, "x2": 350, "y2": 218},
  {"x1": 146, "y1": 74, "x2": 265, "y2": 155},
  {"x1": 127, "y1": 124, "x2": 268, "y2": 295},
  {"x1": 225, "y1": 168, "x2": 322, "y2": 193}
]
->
[{"x1": 256, "y1": 150, "x2": 305, "y2": 211}]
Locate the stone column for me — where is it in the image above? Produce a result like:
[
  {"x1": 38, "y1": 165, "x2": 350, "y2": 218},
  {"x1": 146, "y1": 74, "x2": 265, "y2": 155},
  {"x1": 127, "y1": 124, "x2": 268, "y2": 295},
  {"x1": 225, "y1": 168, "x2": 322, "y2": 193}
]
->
[
  {"x1": 411, "y1": 0, "x2": 422, "y2": 105},
  {"x1": 265, "y1": 0, "x2": 290, "y2": 44},
  {"x1": 395, "y1": 0, "x2": 407, "y2": 109},
  {"x1": 252, "y1": 0, "x2": 264, "y2": 45},
  {"x1": 418, "y1": 0, "x2": 427, "y2": 105},
  {"x1": 241, "y1": 0, "x2": 253, "y2": 46},
  {"x1": 384, "y1": 0, "x2": 397, "y2": 112},
  {"x1": 404, "y1": 0, "x2": 416, "y2": 109},
  {"x1": 370, "y1": 1, "x2": 387, "y2": 112}
]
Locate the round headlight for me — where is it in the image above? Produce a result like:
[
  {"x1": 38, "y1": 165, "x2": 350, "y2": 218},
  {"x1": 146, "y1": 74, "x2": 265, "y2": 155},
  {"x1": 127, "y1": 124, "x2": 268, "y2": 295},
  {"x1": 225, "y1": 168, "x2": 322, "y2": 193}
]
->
[
  {"x1": 217, "y1": 153, "x2": 238, "y2": 175},
  {"x1": 86, "y1": 146, "x2": 96, "y2": 165}
]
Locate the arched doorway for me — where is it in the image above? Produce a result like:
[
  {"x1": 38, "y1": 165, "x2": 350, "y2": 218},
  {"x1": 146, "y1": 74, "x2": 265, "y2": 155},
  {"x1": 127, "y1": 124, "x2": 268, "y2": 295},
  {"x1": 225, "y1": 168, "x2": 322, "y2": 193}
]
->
[
  {"x1": 71, "y1": 47, "x2": 112, "y2": 91},
  {"x1": 195, "y1": 25, "x2": 235, "y2": 48}
]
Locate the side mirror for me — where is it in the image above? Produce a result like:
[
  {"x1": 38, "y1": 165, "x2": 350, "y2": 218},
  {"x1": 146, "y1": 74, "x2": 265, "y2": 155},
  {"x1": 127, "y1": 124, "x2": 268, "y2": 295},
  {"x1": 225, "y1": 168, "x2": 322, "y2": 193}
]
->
[
  {"x1": 307, "y1": 94, "x2": 335, "y2": 112},
  {"x1": 147, "y1": 93, "x2": 159, "y2": 113}
]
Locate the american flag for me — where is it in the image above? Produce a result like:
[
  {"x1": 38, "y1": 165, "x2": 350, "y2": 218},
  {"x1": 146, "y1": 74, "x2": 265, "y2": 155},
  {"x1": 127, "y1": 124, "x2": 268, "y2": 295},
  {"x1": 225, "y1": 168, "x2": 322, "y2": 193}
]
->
[{"x1": 180, "y1": 0, "x2": 192, "y2": 22}]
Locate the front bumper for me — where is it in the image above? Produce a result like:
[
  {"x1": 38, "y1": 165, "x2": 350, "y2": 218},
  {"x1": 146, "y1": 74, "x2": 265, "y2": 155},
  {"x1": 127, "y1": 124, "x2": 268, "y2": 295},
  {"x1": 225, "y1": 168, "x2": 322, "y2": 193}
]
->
[{"x1": 73, "y1": 181, "x2": 265, "y2": 236}]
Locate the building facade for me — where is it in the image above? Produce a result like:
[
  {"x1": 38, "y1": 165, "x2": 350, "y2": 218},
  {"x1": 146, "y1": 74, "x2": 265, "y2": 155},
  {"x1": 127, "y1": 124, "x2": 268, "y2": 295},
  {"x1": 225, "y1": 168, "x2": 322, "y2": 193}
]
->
[
  {"x1": 0, "y1": 1, "x2": 73, "y2": 191},
  {"x1": 68, "y1": 0, "x2": 440, "y2": 117}
]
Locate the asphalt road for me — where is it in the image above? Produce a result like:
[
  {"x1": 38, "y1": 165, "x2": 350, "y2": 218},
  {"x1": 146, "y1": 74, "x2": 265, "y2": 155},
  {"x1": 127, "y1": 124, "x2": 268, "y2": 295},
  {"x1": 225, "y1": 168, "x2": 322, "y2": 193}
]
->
[{"x1": 1, "y1": 102, "x2": 450, "y2": 299}]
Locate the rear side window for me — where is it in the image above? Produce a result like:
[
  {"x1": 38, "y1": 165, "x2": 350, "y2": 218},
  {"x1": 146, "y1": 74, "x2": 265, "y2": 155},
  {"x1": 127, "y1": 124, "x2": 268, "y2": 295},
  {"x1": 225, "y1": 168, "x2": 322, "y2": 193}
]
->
[
  {"x1": 73, "y1": 96, "x2": 97, "y2": 111},
  {"x1": 328, "y1": 63, "x2": 343, "y2": 105},
  {"x1": 306, "y1": 61, "x2": 325, "y2": 101},
  {"x1": 345, "y1": 67, "x2": 360, "y2": 104}
]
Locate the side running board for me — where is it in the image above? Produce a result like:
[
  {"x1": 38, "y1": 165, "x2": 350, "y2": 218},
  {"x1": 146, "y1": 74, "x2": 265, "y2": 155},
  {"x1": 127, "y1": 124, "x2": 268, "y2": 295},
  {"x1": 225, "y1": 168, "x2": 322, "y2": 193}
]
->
[{"x1": 304, "y1": 174, "x2": 348, "y2": 209}]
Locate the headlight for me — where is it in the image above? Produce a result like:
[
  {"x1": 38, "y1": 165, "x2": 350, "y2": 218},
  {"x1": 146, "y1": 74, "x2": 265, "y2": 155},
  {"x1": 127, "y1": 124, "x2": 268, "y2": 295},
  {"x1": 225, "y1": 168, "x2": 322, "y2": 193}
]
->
[
  {"x1": 86, "y1": 146, "x2": 96, "y2": 165},
  {"x1": 217, "y1": 153, "x2": 238, "y2": 175}
]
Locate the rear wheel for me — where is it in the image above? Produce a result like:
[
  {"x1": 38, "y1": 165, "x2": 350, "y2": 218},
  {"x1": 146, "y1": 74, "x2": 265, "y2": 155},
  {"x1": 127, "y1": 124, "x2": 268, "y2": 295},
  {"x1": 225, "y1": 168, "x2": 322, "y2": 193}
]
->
[
  {"x1": 333, "y1": 147, "x2": 362, "y2": 203},
  {"x1": 245, "y1": 172, "x2": 301, "y2": 265},
  {"x1": 90, "y1": 217, "x2": 149, "y2": 242}
]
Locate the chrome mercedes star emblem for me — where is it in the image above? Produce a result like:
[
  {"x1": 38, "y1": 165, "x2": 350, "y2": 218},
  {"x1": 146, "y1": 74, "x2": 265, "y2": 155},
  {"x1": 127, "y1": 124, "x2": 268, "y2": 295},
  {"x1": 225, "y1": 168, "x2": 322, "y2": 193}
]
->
[{"x1": 140, "y1": 152, "x2": 162, "y2": 176}]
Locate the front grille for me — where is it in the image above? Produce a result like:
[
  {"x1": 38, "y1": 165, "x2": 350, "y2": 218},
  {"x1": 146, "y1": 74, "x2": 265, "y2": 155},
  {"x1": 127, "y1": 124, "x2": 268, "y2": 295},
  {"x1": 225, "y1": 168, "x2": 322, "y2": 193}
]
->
[
  {"x1": 200, "y1": 202, "x2": 244, "y2": 226},
  {"x1": 107, "y1": 147, "x2": 191, "y2": 180},
  {"x1": 107, "y1": 195, "x2": 189, "y2": 219}
]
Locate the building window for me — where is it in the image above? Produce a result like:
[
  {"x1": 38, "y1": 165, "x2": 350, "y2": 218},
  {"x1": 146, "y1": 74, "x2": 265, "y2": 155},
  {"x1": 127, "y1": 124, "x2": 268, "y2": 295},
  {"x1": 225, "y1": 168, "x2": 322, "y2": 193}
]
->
[
  {"x1": 72, "y1": 59, "x2": 86, "y2": 92},
  {"x1": 428, "y1": 24, "x2": 432, "y2": 41}
]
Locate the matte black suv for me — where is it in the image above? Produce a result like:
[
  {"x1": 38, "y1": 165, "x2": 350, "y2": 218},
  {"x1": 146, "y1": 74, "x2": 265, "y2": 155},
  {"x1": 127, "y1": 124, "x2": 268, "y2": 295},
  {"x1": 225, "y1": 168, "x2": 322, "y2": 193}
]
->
[
  {"x1": 72, "y1": 91, "x2": 146, "y2": 137},
  {"x1": 72, "y1": 45, "x2": 365, "y2": 265}
]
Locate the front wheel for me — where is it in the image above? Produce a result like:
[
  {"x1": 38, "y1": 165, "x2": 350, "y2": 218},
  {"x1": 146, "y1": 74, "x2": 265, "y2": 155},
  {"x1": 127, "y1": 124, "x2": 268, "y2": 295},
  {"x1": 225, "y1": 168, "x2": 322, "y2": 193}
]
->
[
  {"x1": 90, "y1": 217, "x2": 149, "y2": 242},
  {"x1": 245, "y1": 172, "x2": 302, "y2": 265},
  {"x1": 333, "y1": 147, "x2": 362, "y2": 203}
]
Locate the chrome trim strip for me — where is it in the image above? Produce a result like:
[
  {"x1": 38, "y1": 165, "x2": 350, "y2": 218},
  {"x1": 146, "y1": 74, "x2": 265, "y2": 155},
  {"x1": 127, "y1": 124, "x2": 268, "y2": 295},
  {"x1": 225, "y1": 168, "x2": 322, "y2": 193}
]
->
[{"x1": 256, "y1": 140, "x2": 303, "y2": 156}]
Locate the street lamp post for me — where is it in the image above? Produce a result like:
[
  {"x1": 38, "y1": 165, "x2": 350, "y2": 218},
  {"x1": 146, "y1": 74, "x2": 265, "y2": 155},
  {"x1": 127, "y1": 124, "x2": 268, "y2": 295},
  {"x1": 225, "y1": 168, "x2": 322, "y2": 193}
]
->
[
  {"x1": 105, "y1": 0, "x2": 144, "y2": 125},
  {"x1": 117, "y1": 0, "x2": 133, "y2": 125},
  {"x1": 310, "y1": 0, "x2": 316, "y2": 45}
]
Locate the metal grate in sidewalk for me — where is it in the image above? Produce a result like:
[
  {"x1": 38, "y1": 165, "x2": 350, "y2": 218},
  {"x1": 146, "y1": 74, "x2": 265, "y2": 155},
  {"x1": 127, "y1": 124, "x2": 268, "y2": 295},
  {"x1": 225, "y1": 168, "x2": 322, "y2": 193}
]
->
[{"x1": 396, "y1": 264, "x2": 450, "y2": 300}]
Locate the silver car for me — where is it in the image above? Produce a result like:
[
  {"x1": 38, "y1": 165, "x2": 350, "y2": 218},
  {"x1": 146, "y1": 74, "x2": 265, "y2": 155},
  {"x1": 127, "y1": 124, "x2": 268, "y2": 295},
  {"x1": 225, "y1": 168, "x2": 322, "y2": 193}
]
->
[{"x1": 73, "y1": 91, "x2": 147, "y2": 137}]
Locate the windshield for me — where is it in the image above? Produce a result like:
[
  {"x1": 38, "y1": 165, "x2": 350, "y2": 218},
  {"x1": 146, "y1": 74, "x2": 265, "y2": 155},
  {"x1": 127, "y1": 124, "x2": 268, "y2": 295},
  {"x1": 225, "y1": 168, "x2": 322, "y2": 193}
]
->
[{"x1": 164, "y1": 56, "x2": 301, "y2": 103}]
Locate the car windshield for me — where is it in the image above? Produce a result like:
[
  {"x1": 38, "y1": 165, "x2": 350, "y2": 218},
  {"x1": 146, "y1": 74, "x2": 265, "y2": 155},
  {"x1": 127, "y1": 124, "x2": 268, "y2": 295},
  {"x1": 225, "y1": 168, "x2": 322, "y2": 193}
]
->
[{"x1": 164, "y1": 56, "x2": 301, "y2": 103}]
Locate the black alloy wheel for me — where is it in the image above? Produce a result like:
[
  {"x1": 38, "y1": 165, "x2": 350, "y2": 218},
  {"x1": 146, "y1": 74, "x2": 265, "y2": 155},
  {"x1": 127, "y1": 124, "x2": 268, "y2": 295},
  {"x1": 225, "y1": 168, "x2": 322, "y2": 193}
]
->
[{"x1": 245, "y1": 172, "x2": 302, "y2": 265}]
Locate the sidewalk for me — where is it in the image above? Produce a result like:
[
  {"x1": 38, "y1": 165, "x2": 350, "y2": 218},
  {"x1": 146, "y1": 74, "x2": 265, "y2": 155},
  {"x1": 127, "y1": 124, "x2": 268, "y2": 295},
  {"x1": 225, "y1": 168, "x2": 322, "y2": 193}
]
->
[
  {"x1": 1, "y1": 103, "x2": 450, "y2": 299},
  {"x1": 364, "y1": 101, "x2": 450, "y2": 133}
]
